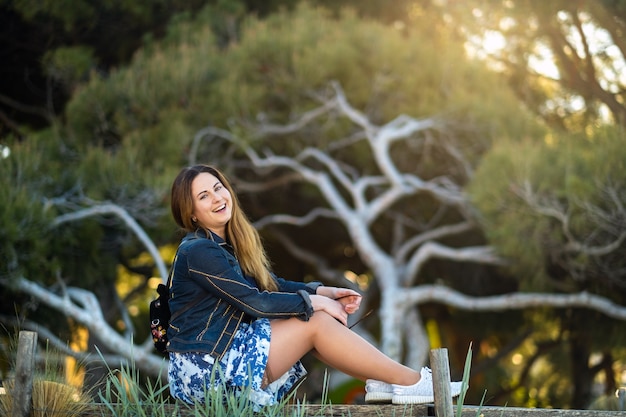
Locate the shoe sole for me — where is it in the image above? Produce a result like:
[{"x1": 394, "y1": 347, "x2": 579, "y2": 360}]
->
[
  {"x1": 392, "y1": 389, "x2": 462, "y2": 405},
  {"x1": 365, "y1": 392, "x2": 393, "y2": 403},
  {"x1": 392, "y1": 394, "x2": 434, "y2": 404}
]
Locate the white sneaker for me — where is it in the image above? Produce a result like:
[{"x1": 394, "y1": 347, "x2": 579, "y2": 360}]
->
[
  {"x1": 392, "y1": 367, "x2": 463, "y2": 404},
  {"x1": 451, "y1": 380, "x2": 463, "y2": 397},
  {"x1": 364, "y1": 379, "x2": 393, "y2": 403}
]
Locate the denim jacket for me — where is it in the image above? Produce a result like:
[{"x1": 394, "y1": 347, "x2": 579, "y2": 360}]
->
[{"x1": 167, "y1": 229, "x2": 322, "y2": 359}]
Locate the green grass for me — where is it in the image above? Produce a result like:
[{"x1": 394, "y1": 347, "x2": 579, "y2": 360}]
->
[
  {"x1": 2, "y1": 335, "x2": 477, "y2": 417},
  {"x1": 97, "y1": 357, "x2": 310, "y2": 417},
  {"x1": 456, "y1": 342, "x2": 486, "y2": 417},
  {"x1": 96, "y1": 351, "x2": 479, "y2": 417}
]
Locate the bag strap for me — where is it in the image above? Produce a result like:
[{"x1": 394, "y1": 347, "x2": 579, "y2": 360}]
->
[{"x1": 165, "y1": 253, "x2": 178, "y2": 289}]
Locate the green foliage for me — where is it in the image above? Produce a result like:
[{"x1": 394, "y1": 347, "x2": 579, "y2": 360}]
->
[
  {"x1": 467, "y1": 125, "x2": 626, "y2": 406},
  {"x1": 469, "y1": 127, "x2": 626, "y2": 296},
  {"x1": 456, "y1": 343, "x2": 478, "y2": 417},
  {"x1": 56, "y1": 1, "x2": 538, "y2": 251},
  {"x1": 8, "y1": 0, "x2": 179, "y2": 31},
  {"x1": 61, "y1": 2, "x2": 535, "y2": 163},
  {"x1": 0, "y1": 137, "x2": 57, "y2": 280},
  {"x1": 42, "y1": 46, "x2": 97, "y2": 86},
  {"x1": 99, "y1": 359, "x2": 173, "y2": 417},
  {"x1": 218, "y1": 3, "x2": 532, "y2": 139},
  {"x1": 435, "y1": 0, "x2": 626, "y2": 129},
  {"x1": 64, "y1": 23, "x2": 221, "y2": 154}
]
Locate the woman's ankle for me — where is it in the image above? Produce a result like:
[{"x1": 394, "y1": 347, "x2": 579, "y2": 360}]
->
[{"x1": 392, "y1": 371, "x2": 421, "y2": 386}]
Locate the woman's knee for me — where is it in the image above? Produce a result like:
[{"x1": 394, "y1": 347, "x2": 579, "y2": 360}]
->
[
  {"x1": 271, "y1": 311, "x2": 338, "y2": 339},
  {"x1": 310, "y1": 310, "x2": 340, "y2": 327}
]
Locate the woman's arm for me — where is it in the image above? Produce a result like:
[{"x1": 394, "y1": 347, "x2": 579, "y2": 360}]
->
[
  {"x1": 274, "y1": 277, "x2": 362, "y2": 316},
  {"x1": 315, "y1": 286, "x2": 362, "y2": 314},
  {"x1": 184, "y1": 240, "x2": 315, "y2": 320},
  {"x1": 273, "y1": 275, "x2": 322, "y2": 294},
  {"x1": 308, "y1": 293, "x2": 360, "y2": 326}
]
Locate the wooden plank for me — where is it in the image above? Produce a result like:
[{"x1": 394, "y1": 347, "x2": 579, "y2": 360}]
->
[
  {"x1": 77, "y1": 403, "x2": 431, "y2": 416},
  {"x1": 78, "y1": 403, "x2": 626, "y2": 416},
  {"x1": 12, "y1": 331, "x2": 37, "y2": 417},
  {"x1": 297, "y1": 405, "x2": 626, "y2": 417},
  {"x1": 284, "y1": 404, "x2": 430, "y2": 416},
  {"x1": 458, "y1": 406, "x2": 625, "y2": 417},
  {"x1": 430, "y1": 348, "x2": 454, "y2": 417}
]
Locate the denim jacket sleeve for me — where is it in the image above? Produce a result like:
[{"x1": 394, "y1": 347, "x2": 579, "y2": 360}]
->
[
  {"x1": 272, "y1": 273, "x2": 323, "y2": 295},
  {"x1": 182, "y1": 238, "x2": 314, "y2": 320}
]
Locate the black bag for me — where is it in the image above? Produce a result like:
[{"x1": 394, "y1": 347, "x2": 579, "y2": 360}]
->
[
  {"x1": 149, "y1": 260, "x2": 206, "y2": 355},
  {"x1": 150, "y1": 283, "x2": 171, "y2": 355}
]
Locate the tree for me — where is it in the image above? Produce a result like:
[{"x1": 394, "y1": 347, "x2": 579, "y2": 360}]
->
[
  {"x1": 0, "y1": 0, "x2": 418, "y2": 141},
  {"x1": 195, "y1": 80, "x2": 626, "y2": 365},
  {"x1": 468, "y1": 128, "x2": 626, "y2": 408},
  {"x1": 4, "y1": 82, "x2": 626, "y2": 388},
  {"x1": 420, "y1": 2, "x2": 626, "y2": 405},
  {"x1": 0, "y1": 130, "x2": 175, "y2": 378},
  {"x1": 431, "y1": 0, "x2": 626, "y2": 129}
]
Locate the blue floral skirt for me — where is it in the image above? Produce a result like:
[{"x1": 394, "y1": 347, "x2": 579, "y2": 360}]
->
[{"x1": 168, "y1": 318, "x2": 307, "y2": 409}]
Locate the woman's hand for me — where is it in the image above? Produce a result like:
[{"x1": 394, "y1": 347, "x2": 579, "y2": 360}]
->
[
  {"x1": 315, "y1": 286, "x2": 362, "y2": 315},
  {"x1": 309, "y1": 295, "x2": 351, "y2": 326}
]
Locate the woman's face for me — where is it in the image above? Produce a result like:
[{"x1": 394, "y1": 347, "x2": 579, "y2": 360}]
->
[{"x1": 190, "y1": 172, "x2": 233, "y2": 238}]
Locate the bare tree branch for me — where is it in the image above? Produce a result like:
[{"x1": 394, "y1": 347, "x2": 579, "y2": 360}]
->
[
  {"x1": 51, "y1": 203, "x2": 168, "y2": 282},
  {"x1": 250, "y1": 98, "x2": 338, "y2": 137},
  {"x1": 298, "y1": 147, "x2": 359, "y2": 205},
  {"x1": 0, "y1": 200, "x2": 173, "y2": 378},
  {"x1": 330, "y1": 81, "x2": 376, "y2": 134},
  {"x1": 405, "y1": 242, "x2": 503, "y2": 286},
  {"x1": 234, "y1": 172, "x2": 303, "y2": 193},
  {"x1": 0, "y1": 315, "x2": 130, "y2": 367},
  {"x1": 401, "y1": 284, "x2": 626, "y2": 320},
  {"x1": 253, "y1": 208, "x2": 339, "y2": 230},
  {"x1": 0, "y1": 92, "x2": 53, "y2": 122},
  {"x1": 188, "y1": 126, "x2": 237, "y2": 166},
  {"x1": 7, "y1": 276, "x2": 167, "y2": 377},
  {"x1": 396, "y1": 221, "x2": 476, "y2": 263},
  {"x1": 513, "y1": 181, "x2": 626, "y2": 257}
]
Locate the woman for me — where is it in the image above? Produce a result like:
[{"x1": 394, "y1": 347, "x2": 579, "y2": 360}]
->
[{"x1": 167, "y1": 164, "x2": 461, "y2": 408}]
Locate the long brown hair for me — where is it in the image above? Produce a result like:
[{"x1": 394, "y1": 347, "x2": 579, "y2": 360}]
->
[{"x1": 171, "y1": 165, "x2": 278, "y2": 292}]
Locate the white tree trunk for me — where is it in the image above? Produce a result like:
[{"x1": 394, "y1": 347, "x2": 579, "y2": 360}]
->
[{"x1": 379, "y1": 288, "x2": 403, "y2": 362}]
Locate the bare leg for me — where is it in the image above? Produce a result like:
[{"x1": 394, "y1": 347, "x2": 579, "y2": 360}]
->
[{"x1": 266, "y1": 311, "x2": 420, "y2": 385}]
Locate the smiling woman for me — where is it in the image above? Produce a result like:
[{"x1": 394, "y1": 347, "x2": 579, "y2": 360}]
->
[
  {"x1": 164, "y1": 164, "x2": 462, "y2": 409},
  {"x1": 190, "y1": 171, "x2": 233, "y2": 238}
]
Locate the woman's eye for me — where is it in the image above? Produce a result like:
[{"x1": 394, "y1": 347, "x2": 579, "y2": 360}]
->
[{"x1": 215, "y1": 185, "x2": 223, "y2": 191}]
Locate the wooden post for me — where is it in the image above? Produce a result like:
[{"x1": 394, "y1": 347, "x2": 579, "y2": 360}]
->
[
  {"x1": 13, "y1": 330, "x2": 37, "y2": 417},
  {"x1": 618, "y1": 387, "x2": 626, "y2": 411},
  {"x1": 430, "y1": 348, "x2": 454, "y2": 417}
]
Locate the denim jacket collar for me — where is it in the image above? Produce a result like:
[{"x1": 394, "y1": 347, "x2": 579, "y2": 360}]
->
[{"x1": 187, "y1": 228, "x2": 234, "y2": 254}]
